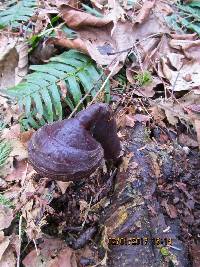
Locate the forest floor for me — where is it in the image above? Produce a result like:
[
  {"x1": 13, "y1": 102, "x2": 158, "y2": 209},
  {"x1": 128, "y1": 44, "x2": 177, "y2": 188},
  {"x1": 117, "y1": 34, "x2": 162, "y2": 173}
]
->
[{"x1": 0, "y1": 0, "x2": 200, "y2": 266}]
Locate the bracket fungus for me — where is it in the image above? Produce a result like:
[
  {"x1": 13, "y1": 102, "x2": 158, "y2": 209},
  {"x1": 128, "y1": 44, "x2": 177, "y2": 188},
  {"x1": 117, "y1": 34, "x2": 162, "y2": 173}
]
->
[{"x1": 28, "y1": 103, "x2": 121, "y2": 181}]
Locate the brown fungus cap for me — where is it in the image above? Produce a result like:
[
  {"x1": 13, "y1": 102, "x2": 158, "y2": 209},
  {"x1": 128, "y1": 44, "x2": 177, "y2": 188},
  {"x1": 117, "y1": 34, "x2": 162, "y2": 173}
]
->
[{"x1": 28, "y1": 103, "x2": 121, "y2": 181}]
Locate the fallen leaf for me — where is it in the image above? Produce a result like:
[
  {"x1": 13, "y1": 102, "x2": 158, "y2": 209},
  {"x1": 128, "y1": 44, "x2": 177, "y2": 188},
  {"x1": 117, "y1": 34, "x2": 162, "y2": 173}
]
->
[
  {"x1": 0, "y1": 205, "x2": 13, "y2": 231},
  {"x1": 49, "y1": 247, "x2": 77, "y2": 267},
  {"x1": 162, "y1": 62, "x2": 200, "y2": 91},
  {"x1": 50, "y1": 33, "x2": 88, "y2": 54},
  {"x1": 5, "y1": 159, "x2": 33, "y2": 182},
  {"x1": 134, "y1": 114, "x2": 151, "y2": 123},
  {"x1": 162, "y1": 201, "x2": 177, "y2": 219},
  {"x1": 19, "y1": 130, "x2": 35, "y2": 146},
  {"x1": 22, "y1": 249, "x2": 40, "y2": 267},
  {"x1": 125, "y1": 115, "x2": 135, "y2": 127},
  {"x1": 120, "y1": 152, "x2": 133, "y2": 172},
  {"x1": 0, "y1": 232, "x2": 10, "y2": 261},
  {"x1": 126, "y1": 68, "x2": 162, "y2": 97},
  {"x1": 0, "y1": 245, "x2": 16, "y2": 267},
  {"x1": 9, "y1": 139, "x2": 28, "y2": 161},
  {"x1": 135, "y1": 0, "x2": 155, "y2": 24},
  {"x1": 1, "y1": 124, "x2": 20, "y2": 140},
  {"x1": 149, "y1": 106, "x2": 165, "y2": 126},
  {"x1": 0, "y1": 34, "x2": 28, "y2": 89},
  {"x1": 169, "y1": 39, "x2": 200, "y2": 63},
  {"x1": 60, "y1": 5, "x2": 111, "y2": 28},
  {"x1": 23, "y1": 237, "x2": 77, "y2": 267},
  {"x1": 178, "y1": 133, "x2": 198, "y2": 148},
  {"x1": 57, "y1": 3, "x2": 168, "y2": 73}
]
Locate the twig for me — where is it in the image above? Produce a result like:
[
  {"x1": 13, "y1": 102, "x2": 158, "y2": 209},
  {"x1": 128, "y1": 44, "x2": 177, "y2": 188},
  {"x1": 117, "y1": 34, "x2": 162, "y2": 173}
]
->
[
  {"x1": 33, "y1": 239, "x2": 39, "y2": 256},
  {"x1": 171, "y1": 65, "x2": 183, "y2": 97},
  {"x1": 89, "y1": 61, "x2": 119, "y2": 106},
  {"x1": 68, "y1": 72, "x2": 105, "y2": 119},
  {"x1": 107, "y1": 33, "x2": 163, "y2": 55},
  {"x1": 17, "y1": 215, "x2": 23, "y2": 267},
  {"x1": 69, "y1": 60, "x2": 118, "y2": 117}
]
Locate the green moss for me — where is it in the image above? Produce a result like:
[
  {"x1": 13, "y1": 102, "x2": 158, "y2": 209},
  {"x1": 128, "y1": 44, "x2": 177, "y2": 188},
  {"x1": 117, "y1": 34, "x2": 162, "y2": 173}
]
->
[{"x1": 135, "y1": 71, "x2": 152, "y2": 86}]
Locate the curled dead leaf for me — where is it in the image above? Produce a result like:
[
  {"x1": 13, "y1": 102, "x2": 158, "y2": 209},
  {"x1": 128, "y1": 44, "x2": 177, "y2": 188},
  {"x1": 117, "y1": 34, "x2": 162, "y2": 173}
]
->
[
  {"x1": 60, "y1": 5, "x2": 111, "y2": 28},
  {"x1": 51, "y1": 35, "x2": 88, "y2": 54}
]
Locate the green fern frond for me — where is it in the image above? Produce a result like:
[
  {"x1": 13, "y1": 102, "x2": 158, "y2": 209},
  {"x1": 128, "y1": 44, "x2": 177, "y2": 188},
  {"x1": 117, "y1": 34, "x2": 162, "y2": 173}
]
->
[
  {"x1": 0, "y1": 0, "x2": 37, "y2": 28},
  {"x1": 166, "y1": 1, "x2": 200, "y2": 35},
  {"x1": 7, "y1": 50, "x2": 110, "y2": 130},
  {"x1": 0, "y1": 141, "x2": 12, "y2": 168}
]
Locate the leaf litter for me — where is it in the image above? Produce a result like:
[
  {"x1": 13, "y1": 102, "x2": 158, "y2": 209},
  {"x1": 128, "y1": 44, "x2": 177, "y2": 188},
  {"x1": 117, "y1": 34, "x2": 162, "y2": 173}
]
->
[{"x1": 0, "y1": 0, "x2": 200, "y2": 266}]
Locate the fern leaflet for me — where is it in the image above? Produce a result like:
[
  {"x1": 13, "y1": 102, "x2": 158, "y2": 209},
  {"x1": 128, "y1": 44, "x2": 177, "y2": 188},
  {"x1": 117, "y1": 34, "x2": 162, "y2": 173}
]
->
[
  {"x1": 7, "y1": 50, "x2": 110, "y2": 130},
  {"x1": 0, "y1": 0, "x2": 37, "y2": 28},
  {"x1": 0, "y1": 141, "x2": 12, "y2": 168}
]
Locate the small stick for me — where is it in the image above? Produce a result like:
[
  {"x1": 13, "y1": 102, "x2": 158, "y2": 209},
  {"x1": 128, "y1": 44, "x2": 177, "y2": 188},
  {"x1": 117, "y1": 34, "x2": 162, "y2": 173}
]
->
[
  {"x1": 89, "y1": 61, "x2": 119, "y2": 106},
  {"x1": 17, "y1": 215, "x2": 23, "y2": 267},
  {"x1": 68, "y1": 72, "x2": 104, "y2": 119},
  {"x1": 33, "y1": 239, "x2": 39, "y2": 255}
]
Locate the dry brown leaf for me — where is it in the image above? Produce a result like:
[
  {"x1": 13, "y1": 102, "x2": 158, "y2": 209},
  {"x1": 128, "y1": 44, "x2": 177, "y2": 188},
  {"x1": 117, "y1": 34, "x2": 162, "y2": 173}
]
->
[
  {"x1": 1, "y1": 125, "x2": 28, "y2": 176},
  {"x1": 155, "y1": 92, "x2": 200, "y2": 148},
  {"x1": 0, "y1": 205, "x2": 13, "y2": 231},
  {"x1": 5, "y1": 160, "x2": 33, "y2": 182},
  {"x1": 0, "y1": 34, "x2": 28, "y2": 89},
  {"x1": 107, "y1": 0, "x2": 126, "y2": 23},
  {"x1": 178, "y1": 133, "x2": 198, "y2": 148},
  {"x1": 19, "y1": 130, "x2": 35, "y2": 147},
  {"x1": 22, "y1": 250, "x2": 39, "y2": 267},
  {"x1": 0, "y1": 245, "x2": 16, "y2": 267},
  {"x1": 49, "y1": 247, "x2": 77, "y2": 267},
  {"x1": 57, "y1": 4, "x2": 168, "y2": 72},
  {"x1": 134, "y1": 114, "x2": 151, "y2": 123},
  {"x1": 1, "y1": 124, "x2": 20, "y2": 140},
  {"x1": 54, "y1": 0, "x2": 79, "y2": 8},
  {"x1": 149, "y1": 106, "x2": 165, "y2": 125},
  {"x1": 169, "y1": 39, "x2": 200, "y2": 63},
  {"x1": 161, "y1": 61, "x2": 200, "y2": 91},
  {"x1": 165, "y1": 109, "x2": 179, "y2": 126},
  {"x1": 162, "y1": 200, "x2": 177, "y2": 219},
  {"x1": 186, "y1": 104, "x2": 200, "y2": 113},
  {"x1": 136, "y1": 80, "x2": 161, "y2": 97},
  {"x1": 60, "y1": 5, "x2": 111, "y2": 28},
  {"x1": 167, "y1": 53, "x2": 184, "y2": 70},
  {"x1": 120, "y1": 152, "x2": 133, "y2": 172},
  {"x1": 9, "y1": 139, "x2": 28, "y2": 161},
  {"x1": 3, "y1": 185, "x2": 21, "y2": 206},
  {"x1": 135, "y1": 0, "x2": 155, "y2": 24},
  {"x1": 23, "y1": 237, "x2": 76, "y2": 267},
  {"x1": 0, "y1": 232, "x2": 10, "y2": 261},
  {"x1": 50, "y1": 35, "x2": 88, "y2": 54},
  {"x1": 125, "y1": 115, "x2": 135, "y2": 127}
]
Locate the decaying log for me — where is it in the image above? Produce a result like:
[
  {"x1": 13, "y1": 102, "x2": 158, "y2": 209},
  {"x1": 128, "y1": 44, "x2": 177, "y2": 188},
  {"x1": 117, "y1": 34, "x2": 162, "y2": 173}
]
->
[{"x1": 101, "y1": 123, "x2": 189, "y2": 267}]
